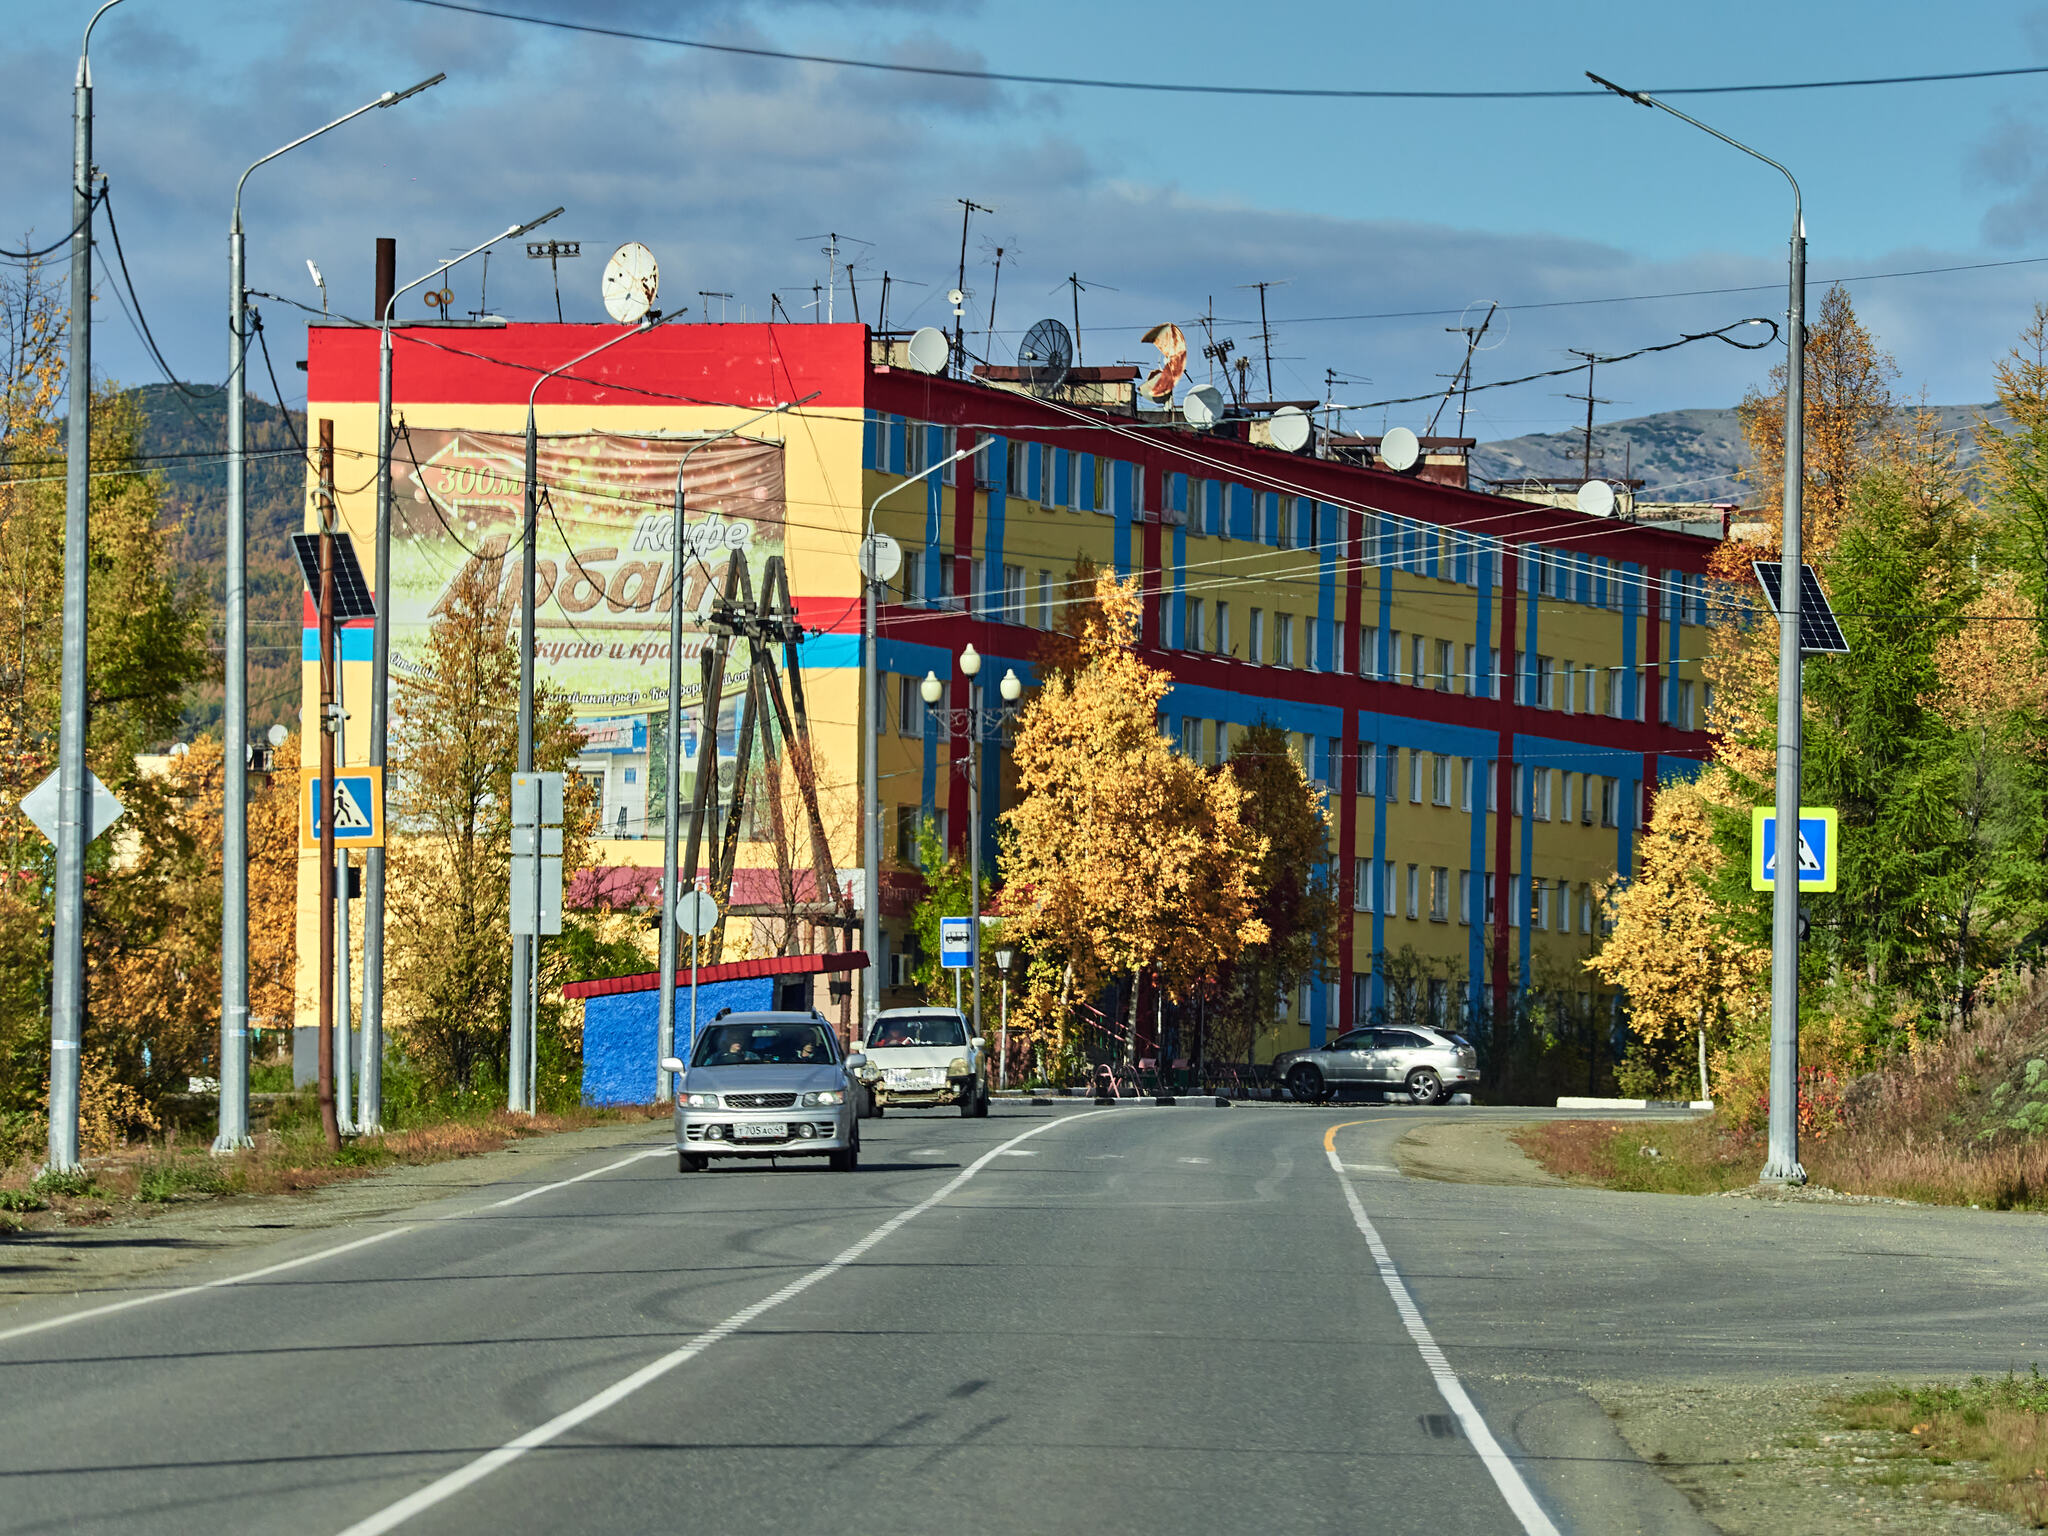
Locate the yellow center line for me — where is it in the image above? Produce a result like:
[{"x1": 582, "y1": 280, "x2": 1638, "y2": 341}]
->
[{"x1": 1321, "y1": 1117, "x2": 1398, "y2": 1154}]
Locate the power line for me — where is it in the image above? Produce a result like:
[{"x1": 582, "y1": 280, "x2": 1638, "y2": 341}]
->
[
  {"x1": 0, "y1": 187, "x2": 103, "y2": 263},
  {"x1": 100, "y1": 186, "x2": 216, "y2": 403},
  {"x1": 389, "y1": 2, "x2": 2048, "y2": 102}
]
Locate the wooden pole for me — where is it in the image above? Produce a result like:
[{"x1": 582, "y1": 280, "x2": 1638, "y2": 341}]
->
[{"x1": 316, "y1": 419, "x2": 340, "y2": 1151}]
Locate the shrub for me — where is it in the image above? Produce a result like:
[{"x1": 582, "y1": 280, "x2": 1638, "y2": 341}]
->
[
  {"x1": 31, "y1": 1168, "x2": 105, "y2": 1199},
  {"x1": 136, "y1": 1160, "x2": 228, "y2": 1202}
]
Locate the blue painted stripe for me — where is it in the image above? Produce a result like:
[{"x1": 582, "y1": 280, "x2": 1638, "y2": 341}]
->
[{"x1": 301, "y1": 626, "x2": 375, "y2": 662}]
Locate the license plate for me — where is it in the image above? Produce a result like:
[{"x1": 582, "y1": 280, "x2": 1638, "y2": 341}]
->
[
  {"x1": 885, "y1": 1071, "x2": 922, "y2": 1086},
  {"x1": 734, "y1": 1121, "x2": 786, "y2": 1140}
]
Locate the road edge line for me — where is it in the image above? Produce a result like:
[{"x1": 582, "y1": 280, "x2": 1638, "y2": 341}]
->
[
  {"x1": 333, "y1": 1111, "x2": 1107, "y2": 1536},
  {"x1": 1324, "y1": 1138, "x2": 1562, "y2": 1536},
  {"x1": 0, "y1": 1224, "x2": 418, "y2": 1347}
]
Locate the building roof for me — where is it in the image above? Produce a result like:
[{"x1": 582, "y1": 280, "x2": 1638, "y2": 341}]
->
[{"x1": 561, "y1": 948, "x2": 869, "y2": 999}]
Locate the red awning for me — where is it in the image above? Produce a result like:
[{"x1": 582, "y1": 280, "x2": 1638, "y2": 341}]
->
[{"x1": 561, "y1": 949, "x2": 869, "y2": 1000}]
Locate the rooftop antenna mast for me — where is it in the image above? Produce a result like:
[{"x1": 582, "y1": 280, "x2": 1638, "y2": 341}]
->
[
  {"x1": 771, "y1": 292, "x2": 791, "y2": 323},
  {"x1": 954, "y1": 197, "x2": 994, "y2": 371},
  {"x1": 525, "y1": 238, "x2": 582, "y2": 323},
  {"x1": 698, "y1": 290, "x2": 733, "y2": 323},
  {"x1": 1235, "y1": 278, "x2": 1290, "y2": 398},
  {"x1": 983, "y1": 244, "x2": 1005, "y2": 365},
  {"x1": 1426, "y1": 300, "x2": 1497, "y2": 436},
  {"x1": 1057, "y1": 273, "x2": 1116, "y2": 366},
  {"x1": 846, "y1": 265, "x2": 860, "y2": 324},
  {"x1": 1561, "y1": 349, "x2": 1612, "y2": 481}
]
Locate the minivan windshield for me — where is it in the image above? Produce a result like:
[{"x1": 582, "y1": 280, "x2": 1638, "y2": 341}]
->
[
  {"x1": 691, "y1": 1022, "x2": 837, "y2": 1067},
  {"x1": 868, "y1": 1014, "x2": 967, "y2": 1048}
]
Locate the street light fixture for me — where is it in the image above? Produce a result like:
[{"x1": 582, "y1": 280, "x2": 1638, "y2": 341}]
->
[
  {"x1": 655, "y1": 394, "x2": 820, "y2": 1100},
  {"x1": 920, "y1": 656, "x2": 1024, "y2": 1044},
  {"x1": 1589, "y1": 69, "x2": 1807, "y2": 1185},
  {"x1": 506, "y1": 309, "x2": 680, "y2": 1116},
  {"x1": 859, "y1": 438, "x2": 993, "y2": 1033},
  {"x1": 993, "y1": 942, "x2": 1016, "y2": 1090},
  {"x1": 213, "y1": 69, "x2": 445, "y2": 1156},
  {"x1": 355, "y1": 205, "x2": 560, "y2": 1133}
]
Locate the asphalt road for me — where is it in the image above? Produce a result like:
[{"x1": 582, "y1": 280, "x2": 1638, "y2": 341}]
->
[{"x1": 3, "y1": 1103, "x2": 2046, "y2": 1535}]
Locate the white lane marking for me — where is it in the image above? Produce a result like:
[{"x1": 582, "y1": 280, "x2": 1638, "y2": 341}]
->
[
  {"x1": 0, "y1": 1143, "x2": 672, "y2": 1348},
  {"x1": 1325, "y1": 1142, "x2": 1562, "y2": 1536},
  {"x1": 1344, "y1": 1162, "x2": 1400, "y2": 1174},
  {"x1": 998, "y1": 1149, "x2": 1039, "y2": 1157},
  {"x1": 334, "y1": 1112, "x2": 1104, "y2": 1536},
  {"x1": 461, "y1": 1146, "x2": 671, "y2": 1214},
  {"x1": 0, "y1": 1225, "x2": 417, "y2": 1347},
  {"x1": 1178, "y1": 1156, "x2": 1211, "y2": 1164},
  {"x1": 910, "y1": 1149, "x2": 948, "y2": 1158}
]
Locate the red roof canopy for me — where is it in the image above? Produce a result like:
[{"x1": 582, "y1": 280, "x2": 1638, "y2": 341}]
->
[{"x1": 562, "y1": 949, "x2": 868, "y2": 1000}]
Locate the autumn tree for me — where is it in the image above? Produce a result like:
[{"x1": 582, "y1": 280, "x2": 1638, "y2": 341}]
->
[
  {"x1": 384, "y1": 557, "x2": 593, "y2": 1096},
  {"x1": 999, "y1": 572, "x2": 1267, "y2": 1077},
  {"x1": 1212, "y1": 723, "x2": 1336, "y2": 1064},
  {"x1": 1586, "y1": 770, "x2": 1768, "y2": 1099}
]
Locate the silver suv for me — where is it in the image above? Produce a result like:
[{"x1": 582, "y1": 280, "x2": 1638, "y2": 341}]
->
[{"x1": 1272, "y1": 1025, "x2": 1479, "y2": 1105}]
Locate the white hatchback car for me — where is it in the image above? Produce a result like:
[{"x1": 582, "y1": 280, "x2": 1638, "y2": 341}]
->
[{"x1": 856, "y1": 1007, "x2": 988, "y2": 1116}]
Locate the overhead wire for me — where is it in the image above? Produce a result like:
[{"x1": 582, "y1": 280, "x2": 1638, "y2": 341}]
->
[
  {"x1": 0, "y1": 187, "x2": 103, "y2": 263},
  {"x1": 100, "y1": 185, "x2": 216, "y2": 403},
  {"x1": 389, "y1": 1, "x2": 2048, "y2": 102}
]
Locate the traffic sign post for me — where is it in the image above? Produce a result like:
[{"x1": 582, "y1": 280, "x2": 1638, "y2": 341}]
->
[
  {"x1": 1750, "y1": 806, "x2": 1837, "y2": 893},
  {"x1": 299, "y1": 768, "x2": 385, "y2": 849},
  {"x1": 941, "y1": 917, "x2": 973, "y2": 1012},
  {"x1": 669, "y1": 888, "x2": 719, "y2": 1098},
  {"x1": 509, "y1": 771, "x2": 563, "y2": 1115}
]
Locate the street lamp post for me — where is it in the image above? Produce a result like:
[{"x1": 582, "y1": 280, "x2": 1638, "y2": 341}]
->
[
  {"x1": 214, "y1": 70, "x2": 444, "y2": 1156},
  {"x1": 1590, "y1": 70, "x2": 1806, "y2": 1184},
  {"x1": 994, "y1": 943, "x2": 1015, "y2": 1090},
  {"x1": 507, "y1": 310, "x2": 676, "y2": 1115},
  {"x1": 361, "y1": 206, "x2": 559, "y2": 1131},
  {"x1": 655, "y1": 397, "x2": 818, "y2": 1101},
  {"x1": 859, "y1": 440, "x2": 992, "y2": 1035},
  {"x1": 47, "y1": 0, "x2": 126, "y2": 1174},
  {"x1": 920, "y1": 658, "x2": 1023, "y2": 1050}
]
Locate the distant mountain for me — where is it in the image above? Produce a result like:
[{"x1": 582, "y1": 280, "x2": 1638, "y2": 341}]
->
[
  {"x1": 1472, "y1": 403, "x2": 1997, "y2": 504},
  {"x1": 128, "y1": 383, "x2": 306, "y2": 737}
]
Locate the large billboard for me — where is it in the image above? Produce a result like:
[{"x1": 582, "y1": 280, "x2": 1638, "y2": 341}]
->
[{"x1": 387, "y1": 430, "x2": 785, "y2": 823}]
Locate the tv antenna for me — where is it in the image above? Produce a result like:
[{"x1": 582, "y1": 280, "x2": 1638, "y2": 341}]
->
[
  {"x1": 526, "y1": 239, "x2": 581, "y2": 323},
  {"x1": 954, "y1": 198, "x2": 994, "y2": 370},
  {"x1": 1235, "y1": 278, "x2": 1290, "y2": 398},
  {"x1": 982, "y1": 241, "x2": 1010, "y2": 365},
  {"x1": 798, "y1": 232, "x2": 870, "y2": 322},
  {"x1": 1054, "y1": 273, "x2": 1116, "y2": 366},
  {"x1": 698, "y1": 290, "x2": 734, "y2": 323},
  {"x1": 1426, "y1": 300, "x2": 1498, "y2": 437},
  {"x1": 1560, "y1": 349, "x2": 1613, "y2": 481}
]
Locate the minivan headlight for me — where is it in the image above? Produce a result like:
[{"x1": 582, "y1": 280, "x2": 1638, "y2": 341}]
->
[
  {"x1": 801, "y1": 1090, "x2": 844, "y2": 1106},
  {"x1": 682, "y1": 1092, "x2": 718, "y2": 1108}
]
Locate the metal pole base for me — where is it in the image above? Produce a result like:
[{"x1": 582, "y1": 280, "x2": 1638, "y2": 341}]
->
[
  {"x1": 1758, "y1": 1156, "x2": 1806, "y2": 1186},
  {"x1": 209, "y1": 1132, "x2": 255, "y2": 1155}
]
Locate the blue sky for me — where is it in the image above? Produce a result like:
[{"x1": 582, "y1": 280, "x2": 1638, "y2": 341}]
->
[{"x1": 8, "y1": 0, "x2": 2048, "y2": 448}]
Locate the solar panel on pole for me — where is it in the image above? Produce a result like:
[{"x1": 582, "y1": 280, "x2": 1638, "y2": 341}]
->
[
  {"x1": 292, "y1": 532, "x2": 378, "y2": 620},
  {"x1": 1752, "y1": 562, "x2": 1848, "y2": 655}
]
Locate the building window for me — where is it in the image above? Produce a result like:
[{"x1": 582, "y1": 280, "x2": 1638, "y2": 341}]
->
[
  {"x1": 1430, "y1": 867, "x2": 1449, "y2": 922},
  {"x1": 1180, "y1": 717, "x2": 1202, "y2": 760},
  {"x1": 1385, "y1": 745, "x2": 1401, "y2": 800},
  {"x1": 1217, "y1": 601, "x2": 1232, "y2": 656},
  {"x1": 1406, "y1": 863, "x2": 1421, "y2": 921},
  {"x1": 1357, "y1": 743, "x2": 1377, "y2": 797},
  {"x1": 1362, "y1": 626, "x2": 1380, "y2": 679},
  {"x1": 1562, "y1": 772, "x2": 1577, "y2": 824},
  {"x1": 1353, "y1": 857, "x2": 1372, "y2": 912},
  {"x1": 1411, "y1": 633, "x2": 1427, "y2": 687},
  {"x1": 1249, "y1": 608, "x2": 1265, "y2": 664},
  {"x1": 1276, "y1": 495, "x2": 1293, "y2": 550},
  {"x1": 1002, "y1": 563, "x2": 1025, "y2": 624},
  {"x1": 1275, "y1": 613, "x2": 1294, "y2": 668},
  {"x1": 1459, "y1": 757, "x2": 1475, "y2": 813},
  {"x1": 1037, "y1": 570, "x2": 1053, "y2": 630},
  {"x1": 1409, "y1": 748, "x2": 1424, "y2": 804},
  {"x1": 1535, "y1": 655, "x2": 1554, "y2": 708},
  {"x1": 1387, "y1": 631, "x2": 1403, "y2": 681},
  {"x1": 1486, "y1": 761, "x2": 1499, "y2": 814},
  {"x1": 1599, "y1": 776, "x2": 1618, "y2": 828},
  {"x1": 1431, "y1": 752, "x2": 1451, "y2": 806},
  {"x1": 1434, "y1": 639, "x2": 1453, "y2": 692},
  {"x1": 1533, "y1": 768, "x2": 1552, "y2": 821},
  {"x1": 1535, "y1": 878, "x2": 1551, "y2": 930},
  {"x1": 1581, "y1": 883, "x2": 1595, "y2": 935},
  {"x1": 1485, "y1": 872, "x2": 1497, "y2": 926},
  {"x1": 1383, "y1": 859, "x2": 1397, "y2": 915},
  {"x1": 1559, "y1": 661, "x2": 1575, "y2": 714},
  {"x1": 1213, "y1": 721, "x2": 1229, "y2": 768},
  {"x1": 1187, "y1": 597, "x2": 1206, "y2": 652},
  {"x1": 896, "y1": 673, "x2": 920, "y2": 737},
  {"x1": 1458, "y1": 869, "x2": 1473, "y2": 926},
  {"x1": 1680, "y1": 679, "x2": 1697, "y2": 730}
]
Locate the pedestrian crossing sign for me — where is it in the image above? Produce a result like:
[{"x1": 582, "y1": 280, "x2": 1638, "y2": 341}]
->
[
  {"x1": 1750, "y1": 805, "x2": 1836, "y2": 893},
  {"x1": 301, "y1": 767, "x2": 385, "y2": 849}
]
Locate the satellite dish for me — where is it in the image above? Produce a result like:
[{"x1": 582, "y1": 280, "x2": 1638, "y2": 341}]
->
[
  {"x1": 1380, "y1": 426, "x2": 1421, "y2": 473},
  {"x1": 858, "y1": 532, "x2": 903, "y2": 584},
  {"x1": 267, "y1": 723, "x2": 290, "y2": 747},
  {"x1": 1576, "y1": 479, "x2": 1617, "y2": 518},
  {"x1": 1268, "y1": 404, "x2": 1311, "y2": 454},
  {"x1": 1017, "y1": 317, "x2": 1074, "y2": 394},
  {"x1": 905, "y1": 326, "x2": 950, "y2": 376},
  {"x1": 947, "y1": 288, "x2": 966, "y2": 308},
  {"x1": 1183, "y1": 384, "x2": 1224, "y2": 429},
  {"x1": 602, "y1": 242, "x2": 659, "y2": 323},
  {"x1": 1139, "y1": 322, "x2": 1187, "y2": 403}
]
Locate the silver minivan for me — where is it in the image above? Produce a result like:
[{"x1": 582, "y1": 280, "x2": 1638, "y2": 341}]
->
[
  {"x1": 661, "y1": 1012, "x2": 863, "y2": 1171},
  {"x1": 1271, "y1": 1026, "x2": 1479, "y2": 1105}
]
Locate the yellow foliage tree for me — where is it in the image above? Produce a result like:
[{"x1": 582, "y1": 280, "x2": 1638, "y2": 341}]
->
[
  {"x1": 1585, "y1": 770, "x2": 1767, "y2": 1099},
  {"x1": 1000, "y1": 572, "x2": 1267, "y2": 1075}
]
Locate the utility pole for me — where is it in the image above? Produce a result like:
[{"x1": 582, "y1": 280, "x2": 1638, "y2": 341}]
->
[
  {"x1": 954, "y1": 198, "x2": 993, "y2": 371},
  {"x1": 1562, "y1": 351, "x2": 1611, "y2": 482},
  {"x1": 49, "y1": 0, "x2": 126, "y2": 1173},
  {"x1": 983, "y1": 246, "x2": 1004, "y2": 365},
  {"x1": 316, "y1": 421, "x2": 341, "y2": 1153},
  {"x1": 1236, "y1": 279, "x2": 1289, "y2": 398}
]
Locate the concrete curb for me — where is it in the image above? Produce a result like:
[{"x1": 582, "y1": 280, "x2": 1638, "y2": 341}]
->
[{"x1": 1556, "y1": 1096, "x2": 1714, "y2": 1111}]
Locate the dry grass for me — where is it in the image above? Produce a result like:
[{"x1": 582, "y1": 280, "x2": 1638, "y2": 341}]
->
[
  {"x1": 1514, "y1": 1118, "x2": 1757, "y2": 1196},
  {"x1": 0, "y1": 1101, "x2": 668, "y2": 1232},
  {"x1": 1834, "y1": 1371, "x2": 2048, "y2": 1527}
]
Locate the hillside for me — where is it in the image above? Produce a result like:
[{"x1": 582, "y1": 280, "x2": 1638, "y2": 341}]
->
[
  {"x1": 1472, "y1": 402, "x2": 1997, "y2": 503},
  {"x1": 129, "y1": 383, "x2": 306, "y2": 737}
]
